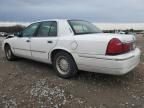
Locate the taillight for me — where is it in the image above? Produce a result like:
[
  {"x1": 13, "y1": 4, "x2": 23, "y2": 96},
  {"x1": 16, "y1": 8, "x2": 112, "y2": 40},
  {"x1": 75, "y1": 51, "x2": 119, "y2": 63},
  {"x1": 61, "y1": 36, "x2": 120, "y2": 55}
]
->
[
  {"x1": 106, "y1": 38, "x2": 132, "y2": 55},
  {"x1": 123, "y1": 43, "x2": 131, "y2": 52}
]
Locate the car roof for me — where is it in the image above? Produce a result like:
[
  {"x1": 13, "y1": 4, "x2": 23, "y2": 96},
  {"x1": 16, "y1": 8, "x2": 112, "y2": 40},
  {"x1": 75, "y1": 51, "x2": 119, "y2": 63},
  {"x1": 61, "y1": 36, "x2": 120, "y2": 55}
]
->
[
  {"x1": 32, "y1": 19, "x2": 67, "y2": 23},
  {"x1": 30, "y1": 19, "x2": 88, "y2": 24}
]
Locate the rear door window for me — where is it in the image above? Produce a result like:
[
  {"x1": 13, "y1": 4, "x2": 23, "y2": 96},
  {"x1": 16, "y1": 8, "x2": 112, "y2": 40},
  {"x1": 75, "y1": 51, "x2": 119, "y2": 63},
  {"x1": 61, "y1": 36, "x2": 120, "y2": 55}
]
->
[{"x1": 36, "y1": 21, "x2": 57, "y2": 37}]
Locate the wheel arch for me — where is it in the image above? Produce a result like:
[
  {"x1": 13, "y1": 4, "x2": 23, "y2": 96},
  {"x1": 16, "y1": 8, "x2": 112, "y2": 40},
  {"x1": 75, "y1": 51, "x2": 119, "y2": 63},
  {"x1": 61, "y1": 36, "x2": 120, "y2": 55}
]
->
[
  {"x1": 50, "y1": 48, "x2": 77, "y2": 66},
  {"x1": 4, "y1": 43, "x2": 15, "y2": 54},
  {"x1": 4, "y1": 43, "x2": 10, "y2": 49}
]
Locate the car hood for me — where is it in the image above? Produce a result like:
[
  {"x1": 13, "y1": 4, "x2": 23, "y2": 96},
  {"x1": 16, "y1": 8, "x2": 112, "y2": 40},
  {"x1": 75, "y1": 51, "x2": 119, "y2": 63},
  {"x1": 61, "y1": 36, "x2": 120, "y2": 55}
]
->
[{"x1": 6, "y1": 35, "x2": 15, "y2": 39}]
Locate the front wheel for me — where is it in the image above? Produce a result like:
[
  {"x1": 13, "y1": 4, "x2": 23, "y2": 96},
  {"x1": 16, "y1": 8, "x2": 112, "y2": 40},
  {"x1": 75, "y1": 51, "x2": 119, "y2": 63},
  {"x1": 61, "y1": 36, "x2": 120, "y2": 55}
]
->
[
  {"x1": 53, "y1": 52, "x2": 78, "y2": 78},
  {"x1": 5, "y1": 45, "x2": 16, "y2": 61}
]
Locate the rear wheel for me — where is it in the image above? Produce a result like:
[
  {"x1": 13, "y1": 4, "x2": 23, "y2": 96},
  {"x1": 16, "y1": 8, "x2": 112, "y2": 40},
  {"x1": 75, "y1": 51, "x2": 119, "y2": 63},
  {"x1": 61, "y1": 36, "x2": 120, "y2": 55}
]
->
[
  {"x1": 53, "y1": 52, "x2": 78, "y2": 78},
  {"x1": 5, "y1": 45, "x2": 16, "y2": 61}
]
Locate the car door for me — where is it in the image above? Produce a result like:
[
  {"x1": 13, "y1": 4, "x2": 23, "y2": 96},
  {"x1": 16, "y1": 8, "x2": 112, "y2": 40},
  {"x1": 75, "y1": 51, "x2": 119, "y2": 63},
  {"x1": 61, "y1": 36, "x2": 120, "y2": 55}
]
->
[
  {"x1": 13, "y1": 23, "x2": 40, "y2": 57},
  {"x1": 30, "y1": 21, "x2": 58, "y2": 62}
]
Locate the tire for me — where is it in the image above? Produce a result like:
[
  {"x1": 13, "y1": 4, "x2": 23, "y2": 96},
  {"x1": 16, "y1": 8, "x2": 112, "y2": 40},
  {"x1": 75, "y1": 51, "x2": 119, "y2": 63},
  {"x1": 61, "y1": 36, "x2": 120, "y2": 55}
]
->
[
  {"x1": 53, "y1": 52, "x2": 78, "y2": 78},
  {"x1": 4, "y1": 45, "x2": 16, "y2": 61}
]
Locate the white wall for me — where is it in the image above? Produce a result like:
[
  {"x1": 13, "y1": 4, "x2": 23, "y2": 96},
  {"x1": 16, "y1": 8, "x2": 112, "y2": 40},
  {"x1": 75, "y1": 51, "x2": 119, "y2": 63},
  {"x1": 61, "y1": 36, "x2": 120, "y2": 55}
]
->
[
  {"x1": 0, "y1": 22, "x2": 30, "y2": 27},
  {"x1": 94, "y1": 23, "x2": 144, "y2": 30}
]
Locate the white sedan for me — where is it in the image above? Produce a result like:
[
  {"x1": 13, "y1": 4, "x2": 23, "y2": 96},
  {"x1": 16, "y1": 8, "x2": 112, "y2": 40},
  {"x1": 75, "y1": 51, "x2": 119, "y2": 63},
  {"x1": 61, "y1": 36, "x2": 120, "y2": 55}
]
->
[{"x1": 2, "y1": 19, "x2": 141, "y2": 78}]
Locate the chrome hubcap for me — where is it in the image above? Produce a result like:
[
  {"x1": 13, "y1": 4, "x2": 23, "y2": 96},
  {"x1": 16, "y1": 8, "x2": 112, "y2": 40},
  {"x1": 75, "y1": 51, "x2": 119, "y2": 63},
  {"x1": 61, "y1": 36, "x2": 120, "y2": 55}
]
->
[{"x1": 56, "y1": 56, "x2": 69, "y2": 75}]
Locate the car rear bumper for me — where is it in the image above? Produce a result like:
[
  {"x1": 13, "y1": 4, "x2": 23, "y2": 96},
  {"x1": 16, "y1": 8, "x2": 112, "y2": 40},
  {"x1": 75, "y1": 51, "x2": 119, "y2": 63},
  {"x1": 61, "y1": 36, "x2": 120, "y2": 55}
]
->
[{"x1": 77, "y1": 48, "x2": 141, "y2": 75}]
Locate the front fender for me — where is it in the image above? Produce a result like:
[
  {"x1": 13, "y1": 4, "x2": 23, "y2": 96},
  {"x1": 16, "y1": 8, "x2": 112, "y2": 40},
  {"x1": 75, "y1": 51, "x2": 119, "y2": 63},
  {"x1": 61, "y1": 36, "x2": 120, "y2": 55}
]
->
[{"x1": 2, "y1": 38, "x2": 14, "y2": 53}]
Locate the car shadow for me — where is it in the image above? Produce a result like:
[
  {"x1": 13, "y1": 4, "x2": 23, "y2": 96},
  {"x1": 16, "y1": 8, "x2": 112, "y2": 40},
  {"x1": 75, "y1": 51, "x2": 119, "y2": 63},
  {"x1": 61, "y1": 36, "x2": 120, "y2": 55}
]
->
[
  {"x1": 9, "y1": 57, "x2": 137, "y2": 87},
  {"x1": 72, "y1": 69, "x2": 136, "y2": 87}
]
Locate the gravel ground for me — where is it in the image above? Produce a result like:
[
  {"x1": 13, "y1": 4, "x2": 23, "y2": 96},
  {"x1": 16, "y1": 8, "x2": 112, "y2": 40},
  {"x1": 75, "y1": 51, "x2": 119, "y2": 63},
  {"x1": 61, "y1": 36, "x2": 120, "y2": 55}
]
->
[{"x1": 0, "y1": 35, "x2": 144, "y2": 108}]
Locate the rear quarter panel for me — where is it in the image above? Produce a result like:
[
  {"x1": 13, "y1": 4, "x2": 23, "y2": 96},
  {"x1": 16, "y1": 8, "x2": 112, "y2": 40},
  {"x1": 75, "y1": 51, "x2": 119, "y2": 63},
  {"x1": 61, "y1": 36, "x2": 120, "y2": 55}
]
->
[{"x1": 73, "y1": 34, "x2": 111, "y2": 55}]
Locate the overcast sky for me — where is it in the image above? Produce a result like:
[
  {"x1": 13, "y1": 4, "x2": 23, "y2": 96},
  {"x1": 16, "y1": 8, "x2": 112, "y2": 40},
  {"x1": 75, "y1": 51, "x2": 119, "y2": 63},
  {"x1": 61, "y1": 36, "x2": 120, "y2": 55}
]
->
[{"x1": 0, "y1": 0, "x2": 144, "y2": 22}]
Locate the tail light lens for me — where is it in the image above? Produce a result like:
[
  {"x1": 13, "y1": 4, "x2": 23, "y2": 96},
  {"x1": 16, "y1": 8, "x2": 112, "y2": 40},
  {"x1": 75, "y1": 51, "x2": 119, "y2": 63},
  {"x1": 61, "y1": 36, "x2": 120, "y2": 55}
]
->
[
  {"x1": 123, "y1": 43, "x2": 131, "y2": 52},
  {"x1": 106, "y1": 38, "x2": 133, "y2": 55}
]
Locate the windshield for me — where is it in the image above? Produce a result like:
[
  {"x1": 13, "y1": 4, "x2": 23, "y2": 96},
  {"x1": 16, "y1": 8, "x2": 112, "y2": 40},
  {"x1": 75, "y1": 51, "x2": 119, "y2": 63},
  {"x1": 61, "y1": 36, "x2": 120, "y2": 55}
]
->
[{"x1": 68, "y1": 20, "x2": 102, "y2": 35}]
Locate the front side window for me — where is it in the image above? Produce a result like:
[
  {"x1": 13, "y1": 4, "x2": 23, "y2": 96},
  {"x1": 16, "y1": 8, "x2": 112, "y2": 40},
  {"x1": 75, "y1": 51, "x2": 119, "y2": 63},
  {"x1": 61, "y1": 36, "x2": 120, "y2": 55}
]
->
[
  {"x1": 23, "y1": 23, "x2": 40, "y2": 37},
  {"x1": 68, "y1": 20, "x2": 102, "y2": 35},
  {"x1": 37, "y1": 21, "x2": 57, "y2": 37}
]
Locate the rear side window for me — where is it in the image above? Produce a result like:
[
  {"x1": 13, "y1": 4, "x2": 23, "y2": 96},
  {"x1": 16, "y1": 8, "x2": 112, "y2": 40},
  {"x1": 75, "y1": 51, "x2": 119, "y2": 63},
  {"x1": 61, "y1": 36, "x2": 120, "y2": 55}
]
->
[{"x1": 36, "y1": 21, "x2": 57, "y2": 37}]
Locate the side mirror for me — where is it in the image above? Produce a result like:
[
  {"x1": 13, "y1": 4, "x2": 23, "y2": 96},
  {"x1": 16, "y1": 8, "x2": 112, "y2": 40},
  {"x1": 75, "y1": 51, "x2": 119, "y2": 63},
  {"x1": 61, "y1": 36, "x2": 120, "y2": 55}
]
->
[{"x1": 14, "y1": 32, "x2": 23, "y2": 37}]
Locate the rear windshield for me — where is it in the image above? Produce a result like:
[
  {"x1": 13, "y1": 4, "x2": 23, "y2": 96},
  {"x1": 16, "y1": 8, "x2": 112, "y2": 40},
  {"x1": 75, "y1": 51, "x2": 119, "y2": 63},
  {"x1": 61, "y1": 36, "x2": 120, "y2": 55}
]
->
[{"x1": 68, "y1": 20, "x2": 102, "y2": 35}]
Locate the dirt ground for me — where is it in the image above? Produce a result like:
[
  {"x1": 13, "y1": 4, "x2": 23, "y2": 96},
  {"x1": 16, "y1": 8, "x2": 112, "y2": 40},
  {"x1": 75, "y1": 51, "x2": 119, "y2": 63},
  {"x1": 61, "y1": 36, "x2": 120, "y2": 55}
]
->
[{"x1": 0, "y1": 35, "x2": 144, "y2": 108}]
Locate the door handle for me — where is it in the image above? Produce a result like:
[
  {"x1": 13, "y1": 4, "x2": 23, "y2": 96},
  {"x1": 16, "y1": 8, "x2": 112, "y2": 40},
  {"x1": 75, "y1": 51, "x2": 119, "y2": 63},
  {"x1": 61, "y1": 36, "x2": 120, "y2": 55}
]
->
[
  {"x1": 26, "y1": 40, "x2": 31, "y2": 42},
  {"x1": 47, "y1": 41, "x2": 53, "y2": 43}
]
